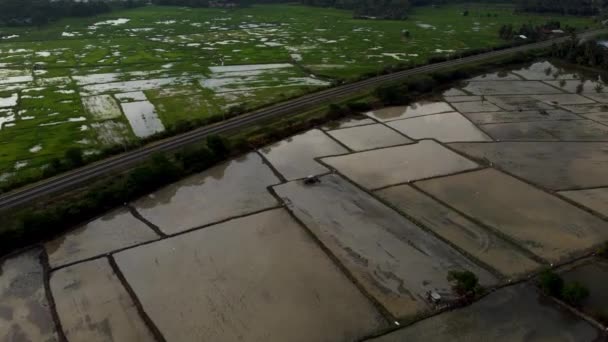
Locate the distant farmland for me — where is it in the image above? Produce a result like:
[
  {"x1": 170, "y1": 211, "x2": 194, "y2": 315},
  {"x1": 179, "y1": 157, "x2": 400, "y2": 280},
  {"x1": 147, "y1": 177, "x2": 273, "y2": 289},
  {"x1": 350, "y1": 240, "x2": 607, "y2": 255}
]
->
[{"x1": 0, "y1": 3, "x2": 593, "y2": 185}]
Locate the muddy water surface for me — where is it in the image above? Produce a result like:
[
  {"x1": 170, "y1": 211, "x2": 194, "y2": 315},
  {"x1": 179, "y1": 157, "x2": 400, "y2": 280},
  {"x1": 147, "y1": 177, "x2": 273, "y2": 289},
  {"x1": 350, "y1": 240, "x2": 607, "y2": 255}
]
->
[
  {"x1": 45, "y1": 207, "x2": 159, "y2": 268},
  {"x1": 121, "y1": 100, "x2": 165, "y2": 138},
  {"x1": 559, "y1": 187, "x2": 608, "y2": 217},
  {"x1": 376, "y1": 185, "x2": 540, "y2": 277},
  {"x1": 464, "y1": 80, "x2": 563, "y2": 95},
  {"x1": 327, "y1": 123, "x2": 411, "y2": 151},
  {"x1": 133, "y1": 152, "x2": 279, "y2": 234},
  {"x1": 562, "y1": 259, "x2": 608, "y2": 322},
  {"x1": 115, "y1": 209, "x2": 386, "y2": 342},
  {"x1": 387, "y1": 112, "x2": 491, "y2": 142},
  {"x1": 450, "y1": 142, "x2": 608, "y2": 190},
  {"x1": 274, "y1": 174, "x2": 496, "y2": 320},
  {"x1": 260, "y1": 129, "x2": 348, "y2": 180},
  {"x1": 365, "y1": 102, "x2": 454, "y2": 122},
  {"x1": 321, "y1": 115, "x2": 376, "y2": 131},
  {"x1": 417, "y1": 169, "x2": 608, "y2": 263},
  {"x1": 450, "y1": 101, "x2": 501, "y2": 113},
  {"x1": 50, "y1": 259, "x2": 155, "y2": 341},
  {"x1": 0, "y1": 249, "x2": 58, "y2": 342},
  {"x1": 463, "y1": 109, "x2": 580, "y2": 124},
  {"x1": 367, "y1": 284, "x2": 602, "y2": 342},
  {"x1": 480, "y1": 120, "x2": 608, "y2": 141},
  {"x1": 322, "y1": 140, "x2": 479, "y2": 189}
]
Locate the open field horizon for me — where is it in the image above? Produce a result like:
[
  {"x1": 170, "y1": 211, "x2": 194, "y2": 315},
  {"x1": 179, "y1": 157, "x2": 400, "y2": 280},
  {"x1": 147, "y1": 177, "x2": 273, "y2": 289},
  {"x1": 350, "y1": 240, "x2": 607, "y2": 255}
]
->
[{"x1": 0, "y1": 3, "x2": 594, "y2": 186}]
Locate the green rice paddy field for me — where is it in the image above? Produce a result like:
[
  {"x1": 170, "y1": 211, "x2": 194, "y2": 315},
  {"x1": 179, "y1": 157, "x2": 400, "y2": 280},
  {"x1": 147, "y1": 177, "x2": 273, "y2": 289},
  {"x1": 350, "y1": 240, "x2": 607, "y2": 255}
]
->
[{"x1": 0, "y1": 3, "x2": 593, "y2": 184}]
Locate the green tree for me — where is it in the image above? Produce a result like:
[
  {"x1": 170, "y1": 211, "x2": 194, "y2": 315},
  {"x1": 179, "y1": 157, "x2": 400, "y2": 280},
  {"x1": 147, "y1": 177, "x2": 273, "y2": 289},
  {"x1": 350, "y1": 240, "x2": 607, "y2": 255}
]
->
[
  {"x1": 447, "y1": 270, "x2": 480, "y2": 296},
  {"x1": 561, "y1": 282, "x2": 589, "y2": 306},
  {"x1": 538, "y1": 269, "x2": 564, "y2": 297},
  {"x1": 64, "y1": 147, "x2": 84, "y2": 167},
  {"x1": 207, "y1": 135, "x2": 229, "y2": 158},
  {"x1": 598, "y1": 242, "x2": 608, "y2": 258}
]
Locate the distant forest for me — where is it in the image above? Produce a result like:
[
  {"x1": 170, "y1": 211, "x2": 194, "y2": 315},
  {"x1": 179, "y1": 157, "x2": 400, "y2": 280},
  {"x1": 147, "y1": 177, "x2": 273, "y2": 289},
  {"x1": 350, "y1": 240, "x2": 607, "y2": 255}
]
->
[
  {"x1": 1, "y1": 0, "x2": 606, "y2": 27},
  {"x1": 0, "y1": 0, "x2": 146, "y2": 26},
  {"x1": 516, "y1": 0, "x2": 604, "y2": 16}
]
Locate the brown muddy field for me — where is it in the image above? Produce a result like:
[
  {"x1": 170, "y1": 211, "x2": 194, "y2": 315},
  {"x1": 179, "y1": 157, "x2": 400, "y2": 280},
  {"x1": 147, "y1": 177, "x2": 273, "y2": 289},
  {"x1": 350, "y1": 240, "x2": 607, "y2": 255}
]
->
[
  {"x1": 45, "y1": 207, "x2": 159, "y2": 268},
  {"x1": 367, "y1": 285, "x2": 603, "y2": 342},
  {"x1": 132, "y1": 152, "x2": 279, "y2": 234},
  {"x1": 260, "y1": 129, "x2": 348, "y2": 180},
  {"x1": 376, "y1": 184, "x2": 540, "y2": 278},
  {"x1": 322, "y1": 140, "x2": 479, "y2": 189},
  {"x1": 50, "y1": 258, "x2": 154, "y2": 341},
  {"x1": 450, "y1": 142, "x2": 608, "y2": 190},
  {"x1": 274, "y1": 174, "x2": 496, "y2": 320},
  {"x1": 387, "y1": 112, "x2": 491, "y2": 142},
  {"x1": 417, "y1": 169, "x2": 608, "y2": 263},
  {"x1": 114, "y1": 209, "x2": 386, "y2": 342},
  {"x1": 326, "y1": 123, "x2": 412, "y2": 151}
]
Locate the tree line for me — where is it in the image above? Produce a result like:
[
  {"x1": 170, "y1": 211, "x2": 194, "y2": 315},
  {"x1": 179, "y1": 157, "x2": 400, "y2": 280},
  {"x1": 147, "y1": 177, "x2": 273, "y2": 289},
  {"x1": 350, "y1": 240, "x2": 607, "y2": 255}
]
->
[
  {"x1": 3, "y1": 0, "x2": 606, "y2": 27},
  {"x1": 497, "y1": 20, "x2": 576, "y2": 41},
  {"x1": 551, "y1": 37, "x2": 608, "y2": 70},
  {"x1": 516, "y1": 0, "x2": 604, "y2": 16},
  {"x1": 0, "y1": 0, "x2": 149, "y2": 27}
]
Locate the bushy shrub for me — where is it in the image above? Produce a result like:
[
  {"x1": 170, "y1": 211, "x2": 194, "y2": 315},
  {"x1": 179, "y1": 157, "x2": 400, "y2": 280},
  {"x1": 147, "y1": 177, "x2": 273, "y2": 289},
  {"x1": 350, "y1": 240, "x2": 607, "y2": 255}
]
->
[
  {"x1": 538, "y1": 269, "x2": 564, "y2": 297},
  {"x1": 447, "y1": 270, "x2": 482, "y2": 296},
  {"x1": 375, "y1": 83, "x2": 409, "y2": 105},
  {"x1": 598, "y1": 242, "x2": 608, "y2": 259},
  {"x1": 561, "y1": 282, "x2": 589, "y2": 307},
  {"x1": 207, "y1": 135, "x2": 229, "y2": 158}
]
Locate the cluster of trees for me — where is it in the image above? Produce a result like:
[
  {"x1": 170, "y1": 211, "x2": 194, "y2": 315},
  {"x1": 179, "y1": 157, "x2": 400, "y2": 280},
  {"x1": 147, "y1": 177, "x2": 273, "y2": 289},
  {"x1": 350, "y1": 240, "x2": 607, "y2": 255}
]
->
[
  {"x1": 299, "y1": 0, "x2": 410, "y2": 20},
  {"x1": 551, "y1": 38, "x2": 608, "y2": 69},
  {"x1": 498, "y1": 21, "x2": 571, "y2": 41},
  {"x1": 0, "y1": 0, "x2": 146, "y2": 27},
  {"x1": 150, "y1": 0, "x2": 238, "y2": 7},
  {"x1": 447, "y1": 270, "x2": 483, "y2": 297},
  {"x1": 538, "y1": 270, "x2": 589, "y2": 307},
  {"x1": 516, "y1": 0, "x2": 602, "y2": 16}
]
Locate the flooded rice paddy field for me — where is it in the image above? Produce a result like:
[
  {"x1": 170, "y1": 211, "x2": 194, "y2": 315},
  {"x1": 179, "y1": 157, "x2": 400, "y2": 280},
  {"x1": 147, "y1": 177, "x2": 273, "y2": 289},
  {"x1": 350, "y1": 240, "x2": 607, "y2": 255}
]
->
[
  {"x1": 368, "y1": 284, "x2": 603, "y2": 342},
  {"x1": 114, "y1": 209, "x2": 387, "y2": 342},
  {"x1": 2, "y1": 60, "x2": 608, "y2": 340},
  {"x1": 0, "y1": 4, "x2": 593, "y2": 184},
  {"x1": 561, "y1": 259, "x2": 608, "y2": 325}
]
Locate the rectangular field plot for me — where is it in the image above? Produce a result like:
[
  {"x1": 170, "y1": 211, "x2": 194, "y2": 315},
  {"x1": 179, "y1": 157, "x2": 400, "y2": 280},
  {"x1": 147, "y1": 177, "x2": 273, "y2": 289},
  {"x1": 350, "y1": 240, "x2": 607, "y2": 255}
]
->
[
  {"x1": 417, "y1": 169, "x2": 608, "y2": 263},
  {"x1": 133, "y1": 152, "x2": 279, "y2": 234},
  {"x1": 463, "y1": 109, "x2": 581, "y2": 124},
  {"x1": 367, "y1": 284, "x2": 603, "y2": 342},
  {"x1": 480, "y1": 120, "x2": 608, "y2": 141},
  {"x1": 82, "y1": 95, "x2": 123, "y2": 120},
  {"x1": 450, "y1": 142, "x2": 608, "y2": 190},
  {"x1": 274, "y1": 174, "x2": 496, "y2": 320},
  {"x1": 559, "y1": 187, "x2": 608, "y2": 217},
  {"x1": 322, "y1": 140, "x2": 479, "y2": 189},
  {"x1": 50, "y1": 259, "x2": 155, "y2": 341},
  {"x1": 387, "y1": 112, "x2": 491, "y2": 143},
  {"x1": 115, "y1": 209, "x2": 387, "y2": 342},
  {"x1": 260, "y1": 129, "x2": 348, "y2": 180},
  {"x1": 365, "y1": 102, "x2": 454, "y2": 122},
  {"x1": 45, "y1": 207, "x2": 159, "y2": 268},
  {"x1": 326, "y1": 123, "x2": 412, "y2": 151},
  {"x1": 376, "y1": 185, "x2": 540, "y2": 277},
  {"x1": 0, "y1": 249, "x2": 59, "y2": 342},
  {"x1": 562, "y1": 259, "x2": 608, "y2": 325},
  {"x1": 463, "y1": 81, "x2": 563, "y2": 95}
]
